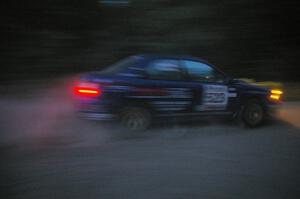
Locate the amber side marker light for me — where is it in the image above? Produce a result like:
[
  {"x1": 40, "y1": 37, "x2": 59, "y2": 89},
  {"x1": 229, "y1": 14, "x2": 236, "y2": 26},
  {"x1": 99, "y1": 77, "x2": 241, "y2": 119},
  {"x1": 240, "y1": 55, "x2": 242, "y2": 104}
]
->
[{"x1": 270, "y1": 89, "x2": 283, "y2": 100}]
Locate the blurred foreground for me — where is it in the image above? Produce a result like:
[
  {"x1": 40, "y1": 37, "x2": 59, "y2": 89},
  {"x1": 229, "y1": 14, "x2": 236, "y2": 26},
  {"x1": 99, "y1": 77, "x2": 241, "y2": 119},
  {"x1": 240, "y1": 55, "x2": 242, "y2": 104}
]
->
[{"x1": 1, "y1": 78, "x2": 300, "y2": 199}]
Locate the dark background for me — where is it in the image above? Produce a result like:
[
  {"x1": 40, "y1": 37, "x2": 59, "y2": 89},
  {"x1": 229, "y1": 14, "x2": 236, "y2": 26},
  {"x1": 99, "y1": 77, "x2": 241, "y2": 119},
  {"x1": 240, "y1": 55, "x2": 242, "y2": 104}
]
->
[{"x1": 1, "y1": 0, "x2": 300, "y2": 82}]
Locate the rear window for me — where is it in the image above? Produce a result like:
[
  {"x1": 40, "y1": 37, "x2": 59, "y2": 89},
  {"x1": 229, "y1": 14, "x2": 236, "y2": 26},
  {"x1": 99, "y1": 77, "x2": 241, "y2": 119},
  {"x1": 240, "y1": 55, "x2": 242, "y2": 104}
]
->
[{"x1": 101, "y1": 56, "x2": 143, "y2": 74}]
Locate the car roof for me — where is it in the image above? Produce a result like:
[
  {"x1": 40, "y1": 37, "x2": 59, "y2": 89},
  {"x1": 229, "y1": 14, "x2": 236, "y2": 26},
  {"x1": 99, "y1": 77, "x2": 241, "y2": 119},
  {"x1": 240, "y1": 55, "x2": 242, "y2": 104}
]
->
[
  {"x1": 130, "y1": 54, "x2": 226, "y2": 77},
  {"x1": 135, "y1": 53, "x2": 209, "y2": 63}
]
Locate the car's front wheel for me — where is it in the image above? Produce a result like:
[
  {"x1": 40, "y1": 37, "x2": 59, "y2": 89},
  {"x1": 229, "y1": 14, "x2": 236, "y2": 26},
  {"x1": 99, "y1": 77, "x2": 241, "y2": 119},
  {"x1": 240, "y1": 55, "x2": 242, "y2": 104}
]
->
[
  {"x1": 242, "y1": 99, "x2": 266, "y2": 127},
  {"x1": 120, "y1": 107, "x2": 151, "y2": 131}
]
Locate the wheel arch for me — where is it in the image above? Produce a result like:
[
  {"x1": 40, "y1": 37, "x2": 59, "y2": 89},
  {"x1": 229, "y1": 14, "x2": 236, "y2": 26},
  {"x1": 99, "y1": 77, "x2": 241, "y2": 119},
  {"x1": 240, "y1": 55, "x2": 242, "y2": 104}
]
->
[{"x1": 117, "y1": 99, "x2": 154, "y2": 117}]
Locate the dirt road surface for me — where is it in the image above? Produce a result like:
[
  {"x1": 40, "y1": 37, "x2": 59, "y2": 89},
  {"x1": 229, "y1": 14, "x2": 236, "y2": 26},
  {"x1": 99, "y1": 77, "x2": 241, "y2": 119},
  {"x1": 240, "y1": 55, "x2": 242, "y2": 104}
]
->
[{"x1": 1, "y1": 79, "x2": 300, "y2": 199}]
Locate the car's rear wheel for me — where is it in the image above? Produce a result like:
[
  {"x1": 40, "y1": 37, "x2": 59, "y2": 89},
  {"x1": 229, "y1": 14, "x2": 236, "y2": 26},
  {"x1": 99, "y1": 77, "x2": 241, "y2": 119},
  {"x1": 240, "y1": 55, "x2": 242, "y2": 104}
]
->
[
  {"x1": 120, "y1": 107, "x2": 151, "y2": 131},
  {"x1": 242, "y1": 99, "x2": 265, "y2": 127}
]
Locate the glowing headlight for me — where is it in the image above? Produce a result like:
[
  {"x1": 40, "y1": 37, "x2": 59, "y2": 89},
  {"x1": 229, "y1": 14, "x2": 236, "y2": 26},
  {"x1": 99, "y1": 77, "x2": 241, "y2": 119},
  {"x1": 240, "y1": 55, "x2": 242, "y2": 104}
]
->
[
  {"x1": 270, "y1": 89, "x2": 283, "y2": 100},
  {"x1": 271, "y1": 89, "x2": 283, "y2": 95}
]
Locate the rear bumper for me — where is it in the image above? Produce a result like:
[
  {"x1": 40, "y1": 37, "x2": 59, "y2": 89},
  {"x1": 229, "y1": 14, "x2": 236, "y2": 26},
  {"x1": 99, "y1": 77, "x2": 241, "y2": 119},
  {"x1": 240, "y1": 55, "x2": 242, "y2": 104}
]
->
[
  {"x1": 78, "y1": 111, "x2": 116, "y2": 121},
  {"x1": 75, "y1": 101, "x2": 117, "y2": 121}
]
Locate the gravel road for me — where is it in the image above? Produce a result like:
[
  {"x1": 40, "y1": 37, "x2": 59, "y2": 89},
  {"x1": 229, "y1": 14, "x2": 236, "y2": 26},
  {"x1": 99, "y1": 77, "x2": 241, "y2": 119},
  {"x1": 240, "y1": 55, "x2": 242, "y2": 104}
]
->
[{"x1": 1, "y1": 80, "x2": 300, "y2": 199}]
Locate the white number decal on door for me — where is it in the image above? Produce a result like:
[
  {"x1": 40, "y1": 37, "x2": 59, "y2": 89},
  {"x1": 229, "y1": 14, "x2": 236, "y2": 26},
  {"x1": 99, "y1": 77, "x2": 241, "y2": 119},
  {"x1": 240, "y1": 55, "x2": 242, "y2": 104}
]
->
[{"x1": 197, "y1": 85, "x2": 228, "y2": 111}]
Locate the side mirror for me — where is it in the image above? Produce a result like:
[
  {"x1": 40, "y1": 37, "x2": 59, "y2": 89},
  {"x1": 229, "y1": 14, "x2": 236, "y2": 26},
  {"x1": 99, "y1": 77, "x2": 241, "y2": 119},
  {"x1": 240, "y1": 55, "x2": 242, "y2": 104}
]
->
[
  {"x1": 228, "y1": 78, "x2": 246, "y2": 84},
  {"x1": 224, "y1": 76, "x2": 232, "y2": 84}
]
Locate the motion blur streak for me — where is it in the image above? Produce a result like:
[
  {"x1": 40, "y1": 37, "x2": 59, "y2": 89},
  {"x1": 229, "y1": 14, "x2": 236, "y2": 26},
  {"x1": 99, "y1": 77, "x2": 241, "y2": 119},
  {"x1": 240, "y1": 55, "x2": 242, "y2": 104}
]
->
[{"x1": 278, "y1": 102, "x2": 300, "y2": 129}]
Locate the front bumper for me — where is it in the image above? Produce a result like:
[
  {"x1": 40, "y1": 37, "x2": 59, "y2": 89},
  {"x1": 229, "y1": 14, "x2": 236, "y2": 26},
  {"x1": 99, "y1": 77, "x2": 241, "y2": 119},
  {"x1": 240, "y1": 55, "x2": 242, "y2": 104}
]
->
[{"x1": 266, "y1": 103, "x2": 282, "y2": 117}]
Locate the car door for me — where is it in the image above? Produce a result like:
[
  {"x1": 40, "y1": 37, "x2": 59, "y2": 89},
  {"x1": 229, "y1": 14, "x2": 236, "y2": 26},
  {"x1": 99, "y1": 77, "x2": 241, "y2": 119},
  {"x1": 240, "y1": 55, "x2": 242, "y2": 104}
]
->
[
  {"x1": 141, "y1": 58, "x2": 195, "y2": 115},
  {"x1": 180, "y1": 59, "x2": 232, "y2": 113}
]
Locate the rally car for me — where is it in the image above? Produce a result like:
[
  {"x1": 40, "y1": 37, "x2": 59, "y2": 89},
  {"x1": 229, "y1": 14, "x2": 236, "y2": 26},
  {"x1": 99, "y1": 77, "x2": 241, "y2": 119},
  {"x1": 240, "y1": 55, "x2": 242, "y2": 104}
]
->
[{"x1": 74, "y1": 54, "x2": 283, "y2": 131}]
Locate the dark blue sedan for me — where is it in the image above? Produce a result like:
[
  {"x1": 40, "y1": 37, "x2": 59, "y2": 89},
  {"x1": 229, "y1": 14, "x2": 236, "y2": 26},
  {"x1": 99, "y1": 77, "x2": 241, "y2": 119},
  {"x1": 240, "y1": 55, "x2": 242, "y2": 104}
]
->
[{"x1": 74, "y1": 54, "x2": 282, "y2": 131}]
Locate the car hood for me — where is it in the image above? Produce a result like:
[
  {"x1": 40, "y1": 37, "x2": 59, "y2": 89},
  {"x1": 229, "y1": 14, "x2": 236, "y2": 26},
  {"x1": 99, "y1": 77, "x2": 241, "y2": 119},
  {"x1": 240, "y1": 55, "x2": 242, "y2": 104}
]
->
[{"x1": 235, "y1": 81, "x2": 270, "y2": 93}]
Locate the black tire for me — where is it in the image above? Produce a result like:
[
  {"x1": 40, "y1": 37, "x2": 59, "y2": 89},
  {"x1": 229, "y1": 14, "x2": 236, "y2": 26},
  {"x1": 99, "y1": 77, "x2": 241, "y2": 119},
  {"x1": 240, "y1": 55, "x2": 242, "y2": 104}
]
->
[
  {"x1": 120, "y1": 107, "x2": 151, "y2": 131},
  {"x1": 242, "y1": 99, "x2": 265, "y2": 127}
]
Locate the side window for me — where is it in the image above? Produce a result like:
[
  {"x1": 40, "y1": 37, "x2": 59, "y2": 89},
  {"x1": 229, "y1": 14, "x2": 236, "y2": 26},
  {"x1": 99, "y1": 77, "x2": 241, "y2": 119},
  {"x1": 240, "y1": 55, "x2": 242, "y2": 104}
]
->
[
  {"x1": 146, "y1": 59, "x2": 183, "y2": 80},
  {"x1": 182, "y1": 60, "x2": 225, "y2": 83}
]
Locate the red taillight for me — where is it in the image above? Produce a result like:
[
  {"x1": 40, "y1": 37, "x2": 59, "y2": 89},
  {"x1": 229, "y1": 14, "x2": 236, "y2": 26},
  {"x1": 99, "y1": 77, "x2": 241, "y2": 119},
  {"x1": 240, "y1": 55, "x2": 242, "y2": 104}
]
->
[
  {"x1": 74, "y1": 87, "x2": 101, "y2": 97},
  {"x1": 74, "y1": 82, "x2": 102, "y2": 97}
]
